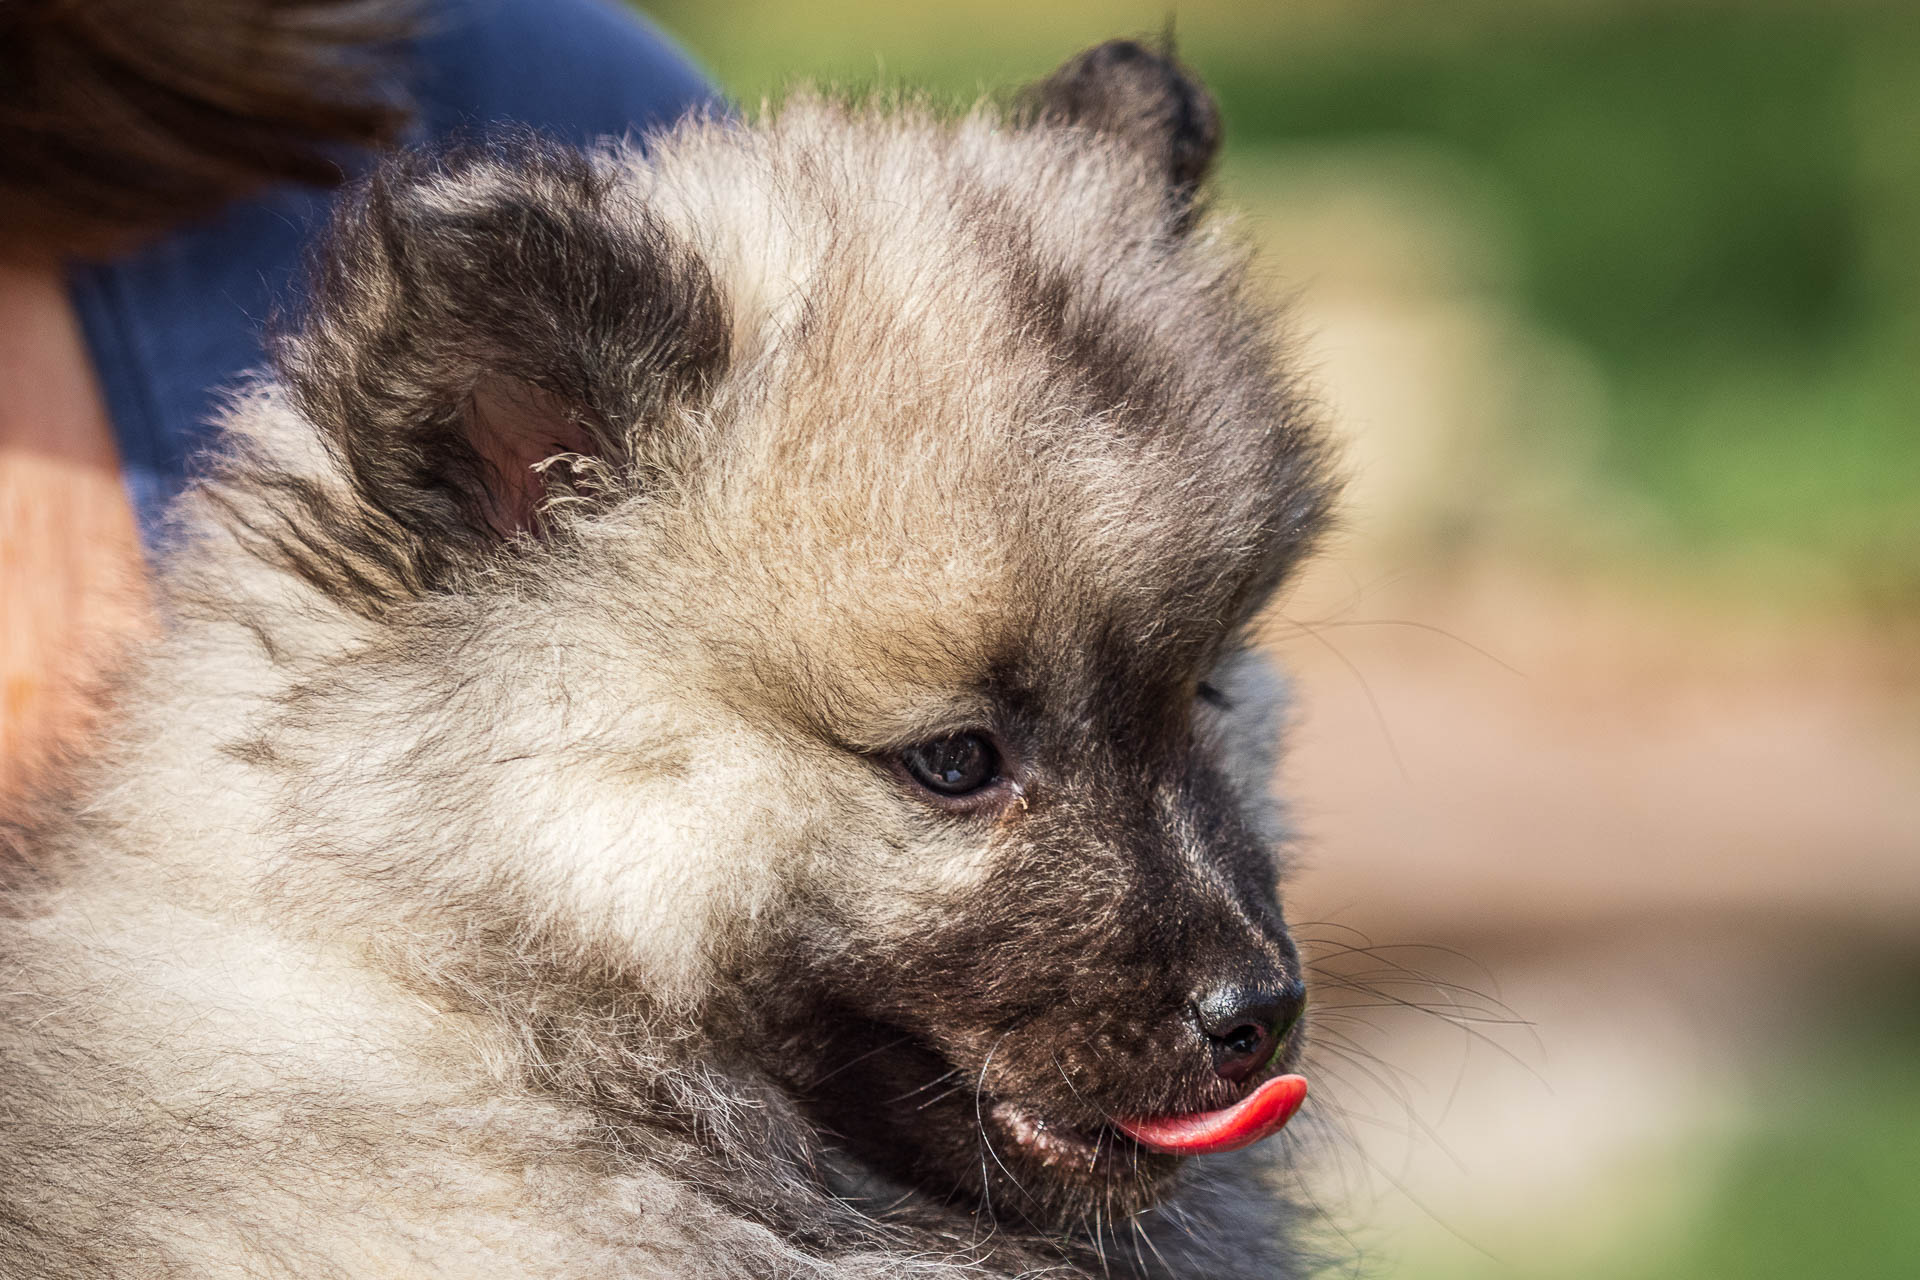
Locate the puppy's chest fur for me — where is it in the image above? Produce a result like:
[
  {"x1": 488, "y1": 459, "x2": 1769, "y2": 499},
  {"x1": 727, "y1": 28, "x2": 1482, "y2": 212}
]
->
[{"x1": 0, "y1": 901, "x2": 817, "y2": 1275}]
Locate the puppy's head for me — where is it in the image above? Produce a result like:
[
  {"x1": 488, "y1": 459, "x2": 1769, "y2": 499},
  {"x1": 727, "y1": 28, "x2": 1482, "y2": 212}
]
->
[{"x1": 249, "y1": 41, "x2": 1332, "y2": 1230}]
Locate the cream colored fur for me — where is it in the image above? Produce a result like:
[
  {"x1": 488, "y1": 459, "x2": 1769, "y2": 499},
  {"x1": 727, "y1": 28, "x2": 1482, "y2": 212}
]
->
[{"x1": 1, "y1": 71, "x2": 1331, "y2": 1279}]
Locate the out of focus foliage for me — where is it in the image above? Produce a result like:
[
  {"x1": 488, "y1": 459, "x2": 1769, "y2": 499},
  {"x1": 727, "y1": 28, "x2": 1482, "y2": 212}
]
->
[
  {"x1": 649, "y1": 0, "x2": 1920, "y2": 607},
  {"x1": 1410, "y1": 987, "x2": 1920, "y2": 1280},
  {"x1": 1666, "y1": 1021, "x2": 1920, "y2": 1280}
]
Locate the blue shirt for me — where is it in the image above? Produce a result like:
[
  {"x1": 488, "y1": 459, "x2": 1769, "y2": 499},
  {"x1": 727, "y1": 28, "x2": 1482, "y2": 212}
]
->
[{"x1": 65, "y1": 0, "x2": 719, "y2": 546}]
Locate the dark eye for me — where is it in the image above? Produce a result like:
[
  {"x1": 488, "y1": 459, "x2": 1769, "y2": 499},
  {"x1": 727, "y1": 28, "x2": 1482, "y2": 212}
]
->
[
  {"x1": 899, "y1": 733, "x2": 1000, "y2": 797},
  {"x1": 1197, "y1": 680, "x2": 1232, "y2": 710}
]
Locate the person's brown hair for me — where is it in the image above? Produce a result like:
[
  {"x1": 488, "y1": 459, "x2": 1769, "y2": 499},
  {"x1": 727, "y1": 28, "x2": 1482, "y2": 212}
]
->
[{"x1": 0, "y1": 0, "x2": 416, "y2": 258}]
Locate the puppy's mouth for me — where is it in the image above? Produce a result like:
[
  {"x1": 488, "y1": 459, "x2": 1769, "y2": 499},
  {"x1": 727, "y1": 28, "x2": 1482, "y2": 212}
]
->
[
  {"x1": 990, "y1": 1072, "x2": 1308, "y2": 1168},
  {"x1": 989, "y1": 1098, "x2": 1118, "y2": 1169},
  {"x1": 769, "y1": 1000, "x2": 1308, "y2": 1221}
]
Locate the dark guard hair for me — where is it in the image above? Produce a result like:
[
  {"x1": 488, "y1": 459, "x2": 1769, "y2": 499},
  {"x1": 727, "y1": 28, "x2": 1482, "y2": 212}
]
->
[
  {"x1": 1022, "y1": 38, "x2": 1221, "y2": 229},
  {"x1": 245, "y1": 135, "x2": 731, "y2": 605}
]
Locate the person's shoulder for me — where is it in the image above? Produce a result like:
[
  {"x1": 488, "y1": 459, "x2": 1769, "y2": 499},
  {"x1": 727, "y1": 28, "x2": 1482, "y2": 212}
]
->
[{"x1": 412, "y1": 0, "x2": 724, "y2": 148}]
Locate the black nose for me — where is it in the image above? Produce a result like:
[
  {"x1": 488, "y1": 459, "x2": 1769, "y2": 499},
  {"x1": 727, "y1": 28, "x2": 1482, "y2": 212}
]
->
[{"x1": 1194, "y1": 980, "x2": 1305, "y2": 1083}]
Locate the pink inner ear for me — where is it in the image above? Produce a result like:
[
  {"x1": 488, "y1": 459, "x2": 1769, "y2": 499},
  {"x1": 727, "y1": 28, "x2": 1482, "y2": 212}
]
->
[{"x1": 464, "y1": 375, "x2": 600, "y2": 536}]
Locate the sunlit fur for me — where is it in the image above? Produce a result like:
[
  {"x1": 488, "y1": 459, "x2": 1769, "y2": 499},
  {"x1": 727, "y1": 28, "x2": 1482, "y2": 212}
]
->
[{"x1": 0, "y1": 42, "x2": 1335, "y2": 1278}]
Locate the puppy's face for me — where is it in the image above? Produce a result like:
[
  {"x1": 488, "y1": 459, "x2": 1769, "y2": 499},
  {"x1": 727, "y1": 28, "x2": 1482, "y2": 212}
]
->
[
  {"x1": 259, "y1": 41, "x2": 1331, "y2": 1233},
  {"x1": 742, "y1": 634, "x2": 1308, "y2": 1226},
  {"x1": 663, "y1": 314, "x2": 1322, "y2": 1226}
]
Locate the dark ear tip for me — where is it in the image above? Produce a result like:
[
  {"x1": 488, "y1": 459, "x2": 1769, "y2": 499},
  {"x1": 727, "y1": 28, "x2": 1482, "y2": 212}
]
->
[
  {"x1": 1072, "y1": 38, "x2": 1161, "y2": 74},
  {"x1": 1028, "y1": 38, "x2": 1222, "y2": 208}
]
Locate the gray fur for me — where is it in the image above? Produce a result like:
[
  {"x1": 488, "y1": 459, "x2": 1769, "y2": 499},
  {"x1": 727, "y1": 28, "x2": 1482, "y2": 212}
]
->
[{"x1": 0, "y1": 42, "x2": 1335, "y2": 1279}]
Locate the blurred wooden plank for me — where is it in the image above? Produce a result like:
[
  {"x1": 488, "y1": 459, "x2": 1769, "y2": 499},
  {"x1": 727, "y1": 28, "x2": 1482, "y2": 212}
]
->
[{"x1": 1269, "y1": 561, "x2": 1920, "y2": 939}]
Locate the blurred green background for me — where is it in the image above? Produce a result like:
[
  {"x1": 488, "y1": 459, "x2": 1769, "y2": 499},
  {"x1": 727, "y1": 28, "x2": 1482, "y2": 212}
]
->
[{"x1": 643, "y1": 2, "x2": 1919, "y2": 1276}]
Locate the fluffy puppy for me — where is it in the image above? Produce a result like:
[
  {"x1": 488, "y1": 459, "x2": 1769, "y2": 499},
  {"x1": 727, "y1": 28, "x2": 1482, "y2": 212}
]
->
[{"x1": 0, "y1": 40, "x2": 1335, "y2": 1279}]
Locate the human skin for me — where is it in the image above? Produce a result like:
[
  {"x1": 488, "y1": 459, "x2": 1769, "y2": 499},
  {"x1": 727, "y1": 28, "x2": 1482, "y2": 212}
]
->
[{"x1": 0, "y1": 256, "x2": 151, "y2": 803}]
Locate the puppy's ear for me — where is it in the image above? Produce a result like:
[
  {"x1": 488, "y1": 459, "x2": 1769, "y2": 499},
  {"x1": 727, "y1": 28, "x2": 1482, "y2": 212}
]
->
[
  {"x1": 1024, "y1": 39, "x2": 1221, "y2": 229},
  {"x1": 277, "y1": 133, "x2": 728, "y2": 550}
]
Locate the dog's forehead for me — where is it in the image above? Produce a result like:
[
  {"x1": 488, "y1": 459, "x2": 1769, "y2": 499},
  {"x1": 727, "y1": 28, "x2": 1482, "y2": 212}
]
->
[
  {"x1": 692, "y1": 365, "x2": 1304, "y2": 722},
  {"x1": 641, "y1": 101, "x2": 1329, "y2": 713}
]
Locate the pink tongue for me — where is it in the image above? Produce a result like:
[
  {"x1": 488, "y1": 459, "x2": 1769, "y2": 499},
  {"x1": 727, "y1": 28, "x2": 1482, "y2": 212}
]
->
[{"x1": 1115, "y1": 1074, "x2": 1308, "y2": 1156}]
